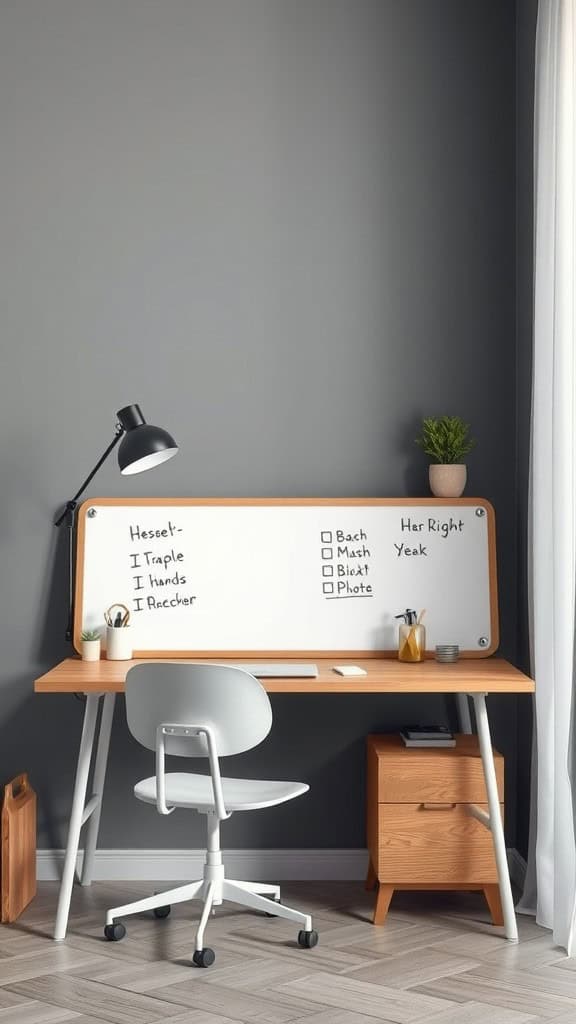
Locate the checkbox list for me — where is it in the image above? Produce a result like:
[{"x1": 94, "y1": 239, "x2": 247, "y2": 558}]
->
[{"x1": 320, "y1": 531, "x2": 334, "y2": 596}]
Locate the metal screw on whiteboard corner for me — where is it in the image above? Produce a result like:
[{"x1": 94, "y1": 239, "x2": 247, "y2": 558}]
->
[
  {"x1": 478, "y1": 637, "x2": 489, "y2": 647},
  {"x1": 475, "y1": 507, "x2": 486, "y2": 517},
  {"x1": 87, "y1": 508, "x2": 97, "y2": 518}
]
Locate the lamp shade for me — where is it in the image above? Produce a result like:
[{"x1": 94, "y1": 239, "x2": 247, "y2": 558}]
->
[{"x1": 116, "y1": 404, "x2": 178, "y2": 475}]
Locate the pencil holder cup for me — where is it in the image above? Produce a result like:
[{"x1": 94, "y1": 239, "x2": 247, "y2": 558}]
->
[
  {"x1": 106, "y1": 626, "x2": 132, "y2": 661},
  {"x1": 398, "y1": 623, "x2": 426, "y2": 663}
]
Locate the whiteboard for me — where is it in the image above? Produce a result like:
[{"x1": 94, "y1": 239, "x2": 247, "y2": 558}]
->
[{"x1": 74, "y1": 498, "x2": 498, "y2": 658}]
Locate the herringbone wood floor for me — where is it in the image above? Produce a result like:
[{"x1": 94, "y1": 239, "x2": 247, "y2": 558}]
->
[{"x1": 0, "y1": 880, "x2": 573, "y2": 1023}]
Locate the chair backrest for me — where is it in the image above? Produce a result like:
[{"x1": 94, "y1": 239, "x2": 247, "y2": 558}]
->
[{"x1": 125, "y1": 663, "x2": 273, "y2": 757}]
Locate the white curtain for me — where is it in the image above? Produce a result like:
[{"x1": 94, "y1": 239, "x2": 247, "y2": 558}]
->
[{"x1": 519, "y1": 0, "x2": 576, "y2": 954}]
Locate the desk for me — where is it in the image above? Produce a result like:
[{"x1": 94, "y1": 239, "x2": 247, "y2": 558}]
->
[{"x1": 35, "y1": 656, "x2": 534, "y2": 942}]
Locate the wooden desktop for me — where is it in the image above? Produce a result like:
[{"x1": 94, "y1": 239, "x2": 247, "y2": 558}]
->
[{"x1": 35, "y1": 655, "x2": 533, "y2": 694}]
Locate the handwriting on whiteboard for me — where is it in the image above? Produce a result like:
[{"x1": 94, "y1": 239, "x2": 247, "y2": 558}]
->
[
  {"x1": 393, "y1": 515, "x2": 465, "y2": 558},
  {"x1": 128, "y1": 520, "x2": 197, "y2": 613},
  {"x1": 319, "y1": 528, "x2": 374, "y2": 600}
]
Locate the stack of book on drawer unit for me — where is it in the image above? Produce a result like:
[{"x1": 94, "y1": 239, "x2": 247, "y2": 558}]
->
[{"x1": 399, "y1": 725, "x2": 456, "y2": 747}]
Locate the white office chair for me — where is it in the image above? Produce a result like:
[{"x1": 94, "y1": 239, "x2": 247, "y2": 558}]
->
[{"x1": 104, "y1": 662, "x2": 318, "y2": 966}]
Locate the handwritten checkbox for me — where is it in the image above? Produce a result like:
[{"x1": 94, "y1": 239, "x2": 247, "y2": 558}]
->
[
  {"x1": 322, "y1": 547, "x2": 333, "y2": 560},
  {"x1": 321, "y1": 531, "x2": 333, "y2": 543},
  {"x1": 322, "y1": 565, "x2": 334, "y2": 577},
  {"x1": 323, "y1": 582, "x2": 334, "y2": 594}
]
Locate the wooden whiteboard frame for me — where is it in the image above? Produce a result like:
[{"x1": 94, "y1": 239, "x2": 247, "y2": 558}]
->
[{"x1": 74, "y1": 497, "x2": 499, "y2": 659}]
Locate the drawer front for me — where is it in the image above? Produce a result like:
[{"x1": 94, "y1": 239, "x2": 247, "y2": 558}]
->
[
  {"x1": 375, "y1": 803, "x2": 501, "y2": 884},
  {"x1": 374, "y1": 752, "x2": 503, "y2": 804}
]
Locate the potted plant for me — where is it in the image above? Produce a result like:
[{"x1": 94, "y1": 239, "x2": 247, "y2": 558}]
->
[
  {"x1": 415, "y1": 415, "x2": 476, "y2": 497},
  {"x1": 80, "y1": 629, "x2": 101, "y2": 662}
]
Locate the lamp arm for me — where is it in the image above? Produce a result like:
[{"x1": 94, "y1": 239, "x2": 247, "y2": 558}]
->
[
  {"x1": 54, "y1": 426, "x2": 124, "y2": 527},
  {"x1": 54, "y1": 425, "x2": 124, "y2": 643}
]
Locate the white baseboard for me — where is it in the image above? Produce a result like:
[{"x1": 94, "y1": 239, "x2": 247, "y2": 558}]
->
[
  {"x1": 37, "y1": 848, "x2": 370, "y2": 882},
  {"x1": 36, "y1": 847, "x2": 525, "y2": 884}
]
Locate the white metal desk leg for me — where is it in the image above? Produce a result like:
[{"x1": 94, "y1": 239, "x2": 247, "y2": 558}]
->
[
  {"x1": 54, "y1": 694, "x2": 100, "y2": 940},
  {"x1": 81, "y1": 693, "x2": 115, "y2": 886},
  {"x1": 472, "y1": 692, "x2": 518, "y2": 942},
  {"x1": 456, "y1": 694, "x2": 473, "y2": 734}
]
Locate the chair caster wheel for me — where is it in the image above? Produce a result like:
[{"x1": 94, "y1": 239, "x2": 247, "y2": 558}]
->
[
  {"x1": 298, "y1": 929, "x2": 318, "y2": 948},
  {"x1": 153, "y1": 905, "x2": 171, "y2": 919},
  {"x1": 265, "y1": 895, "x2": 281, "y2": 917},
  {"x1": 193, "y1": 947, "x2": 215, "y2": 968},
  {"x1": 104, "y1": 922, "x2": 126, "y2": 942}
]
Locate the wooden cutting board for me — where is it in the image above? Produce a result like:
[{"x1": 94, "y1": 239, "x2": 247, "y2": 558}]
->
[{"x1": 1, "y1": 774, "x2": 36, "y2": 922}]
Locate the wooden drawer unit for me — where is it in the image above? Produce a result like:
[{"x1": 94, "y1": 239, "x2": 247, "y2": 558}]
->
[{"x1": 366, "y1": 734, "x2": 504, "y2": 926}]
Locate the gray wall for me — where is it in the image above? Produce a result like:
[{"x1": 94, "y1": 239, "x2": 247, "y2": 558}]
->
[{"x1": 0, "y1": 0, "x2": 520, "y2": 851}]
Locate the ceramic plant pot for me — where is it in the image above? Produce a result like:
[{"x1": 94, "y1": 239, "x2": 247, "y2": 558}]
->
[
  {"x1": 81, "y1": 639, "x2": 101, "y2": 662},
  {"x1": 429, "y1": 463, "x2": 467, "y2": 498}
]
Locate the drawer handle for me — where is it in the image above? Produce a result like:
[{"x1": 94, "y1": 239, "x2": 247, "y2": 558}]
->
[{"x1": 421, "y1": 802, "x2": 456, "y2": 810}]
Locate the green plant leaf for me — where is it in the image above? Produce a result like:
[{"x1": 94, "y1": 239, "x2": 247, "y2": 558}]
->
[
  {"x1": 81, "y1": 629, "x2": 101, "y2": 642},
  {"x1": 415, "y1": 415, "x2": 476, "y2": 464}
]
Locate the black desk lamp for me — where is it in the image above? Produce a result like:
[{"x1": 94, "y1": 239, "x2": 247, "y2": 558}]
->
[{"x1": 55, "y1": 404, "x2": 178, "y2": 641}]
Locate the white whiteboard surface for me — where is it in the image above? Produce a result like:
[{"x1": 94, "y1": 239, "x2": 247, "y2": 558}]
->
[{"x1": 74, "y1": 498, "x2": 498, "y2": 657}]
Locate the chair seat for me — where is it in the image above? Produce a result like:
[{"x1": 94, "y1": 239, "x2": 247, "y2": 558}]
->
[{"x1": 134, "y1": 772, "x2": 309, "y2": 812}]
